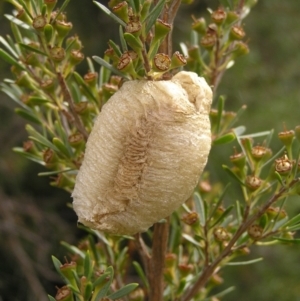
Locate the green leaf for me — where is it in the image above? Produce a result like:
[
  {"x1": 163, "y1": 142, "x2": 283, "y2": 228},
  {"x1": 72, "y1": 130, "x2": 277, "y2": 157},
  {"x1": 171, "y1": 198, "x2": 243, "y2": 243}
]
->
[
  {"x1": 124, "y1": 32, "x2": 143, "y2": 51},
  {"x1": 92, "y1": 266, "x2": 114, "y2": 300},
  {"x1": 60, "y1": 241, "x2": 85, "y2": 258},
  {"x1": 19, "y1": 43, "x2": 48, "y2": 56},
  {"x1": 51, "y1": 255, "x2": 62, "y2": 274},
  {"x1": 93, "y1": 271, "x2": 111, "y2": 288},
  {"x1": 0, "y1": 48, "x2": 25, "y2": 70},
  {"x1": 213, "y1": 131, "x2": 236, "y2": 145},
  {"x1": 119, "y1": 26, "x2": 128, "y2": 52},
  {"x1": 281, "y1": 212, "x2": 300, "y2": 228},
  {"x1": 83, "y1": 251, "x2": 93, "y2": 279},
  {"x1": 193, "y1": 191, "x2": 206, "y2": 226},
  {"x1": 226, "y1": 257, "x2": 263, "y2": 266},
  {"x1": 4, "y1": 14, "x2": 34, "y2": 32},
  {"x1": 222, "y1": 165, "x2": 245, "y2": 185},
  {"x1": 26, "y1": 124, "x2": 60, "y2": 152},
  {"x1": 13, "y1": 147, "x2": 44, "y2": 165},
  {"x1": 182, "y1": 233, "x2": 201, "y2": 247},
  {"x1": 38, "y1": 169, "x2": 74, "y2": 177},
  {"x1": 108, "y1": 283, "x2": 139, "y2": 300},
  {"x1": 51, "y1": 0, "x2": 71, "y2": 23},
  {"x1": 0, "y1": 36, "x2": 18, "y2": 57},
  {"x1": 205, "y1": 286, "x2": 235, "y2": 300},
  {"x1": 108, "y1": 40, "x2": 122, "y2": 57},
  {"x1": 15, "y1": 108, "x2": 42, "y2": 125},
  {"x1": 73, "y1": 72, "x2": 99, "y2": 103},
  {"x1": 27, "y1": 96, "x2": 50, "y2": 105},
  {"x1": 276, "y1": 238, "x2": 300, "y2": 244},
  {"x1": 216, "y1": 95, "x2": 225, "y2": 133},
  {"x1": 133, "y1": 261, "x2": 149, "y2": 289},
  {"x1": 145, "y1": 0, "x2": 166, "y2": 34},
  {"x1": 210, "y1": 205, "x2": 234, "y2": 228},
  {"x1": 18, "y1": 0, "x2": 34, "y2": 19},
  {"x1": 0, "y1": 83, "x2": 26, "y2": 108},
  {"x1": 93, "y1": 56, "x2": 130, "y2": 79},
  {"x1": 53, "y1": 137, "x2": 72, "y2": 157},
  {"x1": 84, "y1": 282, "x2": 93, "y2": 300},
  {"x1": 93, "y1": 1, "x2": 126, "y2": 27},
  {"x1": 208, "y1": 183, "x2": 230, "y2": 220}
]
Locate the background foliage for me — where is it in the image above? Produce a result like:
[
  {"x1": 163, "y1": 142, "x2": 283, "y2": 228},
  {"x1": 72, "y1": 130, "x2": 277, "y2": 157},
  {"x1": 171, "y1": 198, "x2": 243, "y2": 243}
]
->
[{"x1": 0, "y1": 0, "x2": 300, "y2": 300}]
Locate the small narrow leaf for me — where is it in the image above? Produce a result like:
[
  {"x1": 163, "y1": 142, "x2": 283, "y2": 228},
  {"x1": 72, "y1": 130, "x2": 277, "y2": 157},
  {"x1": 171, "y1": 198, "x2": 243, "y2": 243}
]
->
[
  {"x1": 48, "y1": 295, "x2": 56, "y2": 301},
  {"x1": 19, "y1": 43, "x2": 48, "y2": 56},
  {"x1": 213, "y1": 131, "x2": 236, "y2": 145},
  {"x1": 281, "y1": 212, "x2": 300, "y2": 228},
  {"x1": 15, "y1": 108, "x2": 42, "y2": 125},
  {"x1": 133, "y1": 261, "x2": 149, "y2": 289},
  {"x1": 216, "y1": 95, "x2": 225, "y2": 133},
  {"x1": 276, "y1": 238, "x2": 300, "y2": 244},
  {"x1": 0, "y1": 36, "x2": 18, "y2": 57},
  {"x1": 60, "y1": 241, "x2": 85, "y2": 258},
  {"x1": 0, "y1": 48, "x2": 25, "y2": 70},
  {"x1": 182, "y1": 233, "x2": 201, "y2": 247},
  {"x1": 93, "y1": 1, "x2": 126, "y2": 27},
  {"x1": 108, "y1": 283, "x2": 139, "y2": 300},
  {"x1": 51, "y1": 256, "x2": 62, "y2": 273},
  {"x1": 51, "y1": 0, "x2": 71, "y2": 23},
  {"x1": 145, "y1": 0, "x2": 166, "y2": 34},
  {"x1": 92, "y1": 266, "x2": 114, "y2": 300},
  {"x1": 108, "y1": 40, "x2": 122, "y2": 57},
  {"x1": 193, "y1": 191, "x2": 206, "y2": 226},
  {"x1": 38, "y1": 169, "x2": 73, "y2": 177},
  {"x1": 26, "y1": 124, "x2": 59, "y2": 152},
  {"x1": 222, "y1": 165, "x2": 245, "y2": 185},
  {"x1": 53, "y1": 137, "x2": 72, "y2": 157},
  {"x1": 4, "y1": 14, "x2": 34, "y2": 32},
  {"x1": 13, "y1": 147, "x2": 44, "y2": 165},
  {"x1": 93, "y1": 56, "x2": 130, "y2": 78},
  {"x1": 210, "y1": 205, "x2": 234, "y2": 227},
  {"x1": 226, "y1": 257, "x2": 263, "y2": 266},
  {"x1": 119, "y1": 26, "x2": 128, "y2": 52}
]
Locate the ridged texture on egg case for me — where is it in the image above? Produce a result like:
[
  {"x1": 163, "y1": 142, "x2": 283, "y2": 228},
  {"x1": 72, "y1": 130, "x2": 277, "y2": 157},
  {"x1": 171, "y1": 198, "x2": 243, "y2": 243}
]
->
[{"x1": 72, "y1": 71, "x2": 212, "y2": 235}]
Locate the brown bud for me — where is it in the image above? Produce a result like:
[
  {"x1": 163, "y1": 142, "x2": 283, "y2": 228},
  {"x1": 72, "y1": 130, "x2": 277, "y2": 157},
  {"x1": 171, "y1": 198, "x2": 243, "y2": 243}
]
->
[
  {"x1": 32, "y1": 15, "x2": 47, "y2": 30},
  {"x1": 246, "y1": 175, "x2": 262, "y2": 191},
  {"x1": 211, "y1": 8, "x2": 227, "y2": 24},
  {"x1": 200, "y1": 33, "x2": 217, "y2": 49},
  {"x1": 247, "y1": 224, "x2": 263, "y2": 240},
  {"x1": 49, "y1": 46, "x2": 65, "y2": 62},
  {"x1": 55, "y1": 286, "x2": 72, "y2": 301},
  {"x1": 275, "y1": 155, "x2": 293, "y2": 174},
  {"x1": 230, "y1": 25, "x2": 245, "y2": 40},
  {"x1": 213, "y1": 227, "x2": 230, "y2": 241},
  {"x1": 125, "y1": 21, "x2": 142, "y2": 34},
  {"x1": 182, "y1": 211, "x2": 199, "y2": 225},
  {"x1": 153, "y1": 53, "x2": 171, "y2": 71}
]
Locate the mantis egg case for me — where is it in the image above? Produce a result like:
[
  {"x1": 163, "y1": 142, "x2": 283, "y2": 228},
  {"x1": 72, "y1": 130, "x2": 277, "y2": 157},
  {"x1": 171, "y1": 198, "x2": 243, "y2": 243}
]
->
[{"x1": 72, "y1": 71, "x2": 212, "y2": 235}]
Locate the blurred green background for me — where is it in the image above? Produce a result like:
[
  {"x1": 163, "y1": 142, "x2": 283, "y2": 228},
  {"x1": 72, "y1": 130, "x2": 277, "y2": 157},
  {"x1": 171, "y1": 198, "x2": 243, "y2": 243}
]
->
[{"x1": 0, "y1": 0, "x2": 300, "y2": 300}]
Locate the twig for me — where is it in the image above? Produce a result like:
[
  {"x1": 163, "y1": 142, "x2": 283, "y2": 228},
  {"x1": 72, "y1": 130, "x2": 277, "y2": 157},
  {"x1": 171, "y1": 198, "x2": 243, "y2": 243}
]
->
[
  {"x1": 57, "y1": 72, "x2": 89, "y2": 141},
  {"x1": 148, "y1": 220, "x2": 170, "y2": 301},
  {"x1": 181, "y1": 180, "x2": 299, "y2": 301}
]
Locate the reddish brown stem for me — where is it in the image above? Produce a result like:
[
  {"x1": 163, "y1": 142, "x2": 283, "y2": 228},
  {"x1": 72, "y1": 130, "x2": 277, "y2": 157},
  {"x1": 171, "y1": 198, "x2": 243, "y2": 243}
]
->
[{"x1": 148, "y1": 221, "x2": 169, "y2": 301}]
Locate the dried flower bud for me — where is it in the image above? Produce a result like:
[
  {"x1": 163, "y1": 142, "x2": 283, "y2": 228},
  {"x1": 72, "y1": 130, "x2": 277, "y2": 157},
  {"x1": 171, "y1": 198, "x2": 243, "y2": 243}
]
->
[
  {"x1": 49, "y1": 46, "x2": 65, "y2": 62},
  {"x1": 211, "y1": 8, "x2": 227, "y2": 24},
  {"x1": 230, "y1": 25, "x2": 245, "y2": 40},
  {"x1": 213, "y1": 227, "x2": 230, "y2": 241},
  {"x1": 251, "y1": 145, "x2": 270, "y2": 160},
  {"x1": 192, "y1": 17, "x2": 206, "y2": 35},
  {"x1": 112, "y1": 1, "x2": 129, "y2": 23},
  {"x1": 153, "y1": 53, "x2": 171, "y2": 71},
  {"x1": 32, "y1": 15, "x2": 47, "y2": 30},
  {"x1": 171, "y1": 51, "x2": 187, "y2": 69},
  {"x1": 55, "y1": 285, "x2": 72, "y2": 301},
  {"x1": 246, "y1": 175, "x2": 262, "y2": 191},
  {"x1": 275, "y1": 155, "x2": 293, "y2": 174},
  {"x1": 182, "y1": 211, "x2": 199, "y2": 225},
  {"x1": 72, "y1": 71, "x2": 212, "y2": 234},
  {"x1": 200, "y1": 33, "x2": 217, "y2": 50},
  {"x1": 247, "y1": 224, "x2": 263, "y2": 240},
  {"x1": 125, "y1": 21, "x2": 142, "y2": 35},
  {"x1": 178, "y1": 263, "x2": 194, "y2": 277},
  {"x1": 278, "y1": 129, "x2": 295, "y2": 147}
]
